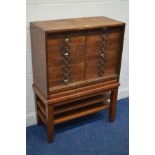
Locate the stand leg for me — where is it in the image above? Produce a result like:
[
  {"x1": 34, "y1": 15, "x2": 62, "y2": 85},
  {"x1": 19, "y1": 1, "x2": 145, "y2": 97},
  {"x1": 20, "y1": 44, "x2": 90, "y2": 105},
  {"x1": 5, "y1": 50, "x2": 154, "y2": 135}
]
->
[
  {"x1": 46, "y1": 105, "x2": 54, "y2": 143},
  {"x1": 109, "y1": 88, "x2": 118, "y2": 122}
]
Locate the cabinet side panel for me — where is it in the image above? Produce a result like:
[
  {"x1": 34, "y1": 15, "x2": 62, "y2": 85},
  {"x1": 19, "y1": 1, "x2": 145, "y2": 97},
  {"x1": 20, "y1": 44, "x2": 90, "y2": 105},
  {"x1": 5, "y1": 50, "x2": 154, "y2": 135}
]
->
[
  {"x1": 30, "y1": 25, "x2": 48, "y2": 98},
  {"x1": 117, "y1": 25, "x2": 125, "y2": 77}
]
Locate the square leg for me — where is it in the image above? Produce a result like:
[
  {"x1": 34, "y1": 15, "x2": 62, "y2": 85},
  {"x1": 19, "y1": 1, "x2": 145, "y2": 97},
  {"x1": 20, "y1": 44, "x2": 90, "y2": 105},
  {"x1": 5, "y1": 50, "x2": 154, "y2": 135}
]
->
[
  {"x1": 46, "y1": 105, "x2": 54, "y2": 143},
  {"x1": 109, "y1": 87, "x2": 118, "y2": 122},
  {"x1": 35, "y1": 94, "x2": 54, "y2": 143}
]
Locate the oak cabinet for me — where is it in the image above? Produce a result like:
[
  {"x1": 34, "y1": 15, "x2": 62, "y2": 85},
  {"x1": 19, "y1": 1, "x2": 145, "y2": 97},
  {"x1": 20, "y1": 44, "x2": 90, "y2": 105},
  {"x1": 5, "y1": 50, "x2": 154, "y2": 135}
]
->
[{"x1": 30, "y1": 16, "x2": 125, "y2": 143}]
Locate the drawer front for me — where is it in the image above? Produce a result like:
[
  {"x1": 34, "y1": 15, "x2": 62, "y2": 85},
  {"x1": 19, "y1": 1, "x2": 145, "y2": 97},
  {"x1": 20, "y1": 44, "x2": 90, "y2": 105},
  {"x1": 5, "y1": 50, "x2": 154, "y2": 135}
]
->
[
  {"x1": 48, "y1": 63, "x2": 85, "y2": 87},
  {"x1": 47, "y1": 44, "x2": 85, "y2": 68},
  {"x1": 85, "y1": 27, "x2": 123, "y2": 80},
  {"x1": 47, "y1": 31, "x2": 85, "y2": 46}
]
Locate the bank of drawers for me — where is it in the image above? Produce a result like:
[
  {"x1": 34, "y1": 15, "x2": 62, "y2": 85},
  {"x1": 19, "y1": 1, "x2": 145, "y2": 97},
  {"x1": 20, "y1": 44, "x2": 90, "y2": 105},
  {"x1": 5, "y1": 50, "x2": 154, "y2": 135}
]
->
[{"x1": 47, "y1": 26, "x2": 123, "y2": 88}]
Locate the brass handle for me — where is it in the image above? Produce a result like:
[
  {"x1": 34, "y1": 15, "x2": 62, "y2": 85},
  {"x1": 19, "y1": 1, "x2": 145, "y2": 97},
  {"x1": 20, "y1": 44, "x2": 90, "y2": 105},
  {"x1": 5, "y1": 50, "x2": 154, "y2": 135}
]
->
[
  {"x1": 100, "y1": 53, "x2": 105, "y2": 58},
  {"x1": 63, "y1": 65, "x2": 70, "y2": 84},
  {"x1": 101, "y1": 48, "x2": 105, "y2": 53},
  {"x1": 64, "y1": 79, "x2": 69, "y2": 84},
  {"x1": 64, "y1": 47, "x2": 69, "y2": 52},
  {"x1": 64, "y1": 58, "x2": 69, "y2": 65},
  {"x1": 100, "y1": 60, "x2": 104, "y2": 65},
  {"x1": 65, "y1": 38, "x2": 70, "y2": 44},
  {"x1": 64, "y1": 67, "x2": 69, "y2": 72},
  {"x1": 63, "y1": 67, "x2": 70, "y2": 84},
  {"x1": 102, "y1": 41, "x2": 106, "y2": 46},
  {"x1": 64, "y1": 71, "x2": 70, "y2": 77},
  {"x1": 63, "y1": 38, "x2": 70, "y2": 58},
  {"x1": 98, "y1": 59, "x2": 104, "y2": 77},
  {"x1": 98, "y1": 54, "x2": 105, "y2": 77},
  {"x1": 64, "y1": 52, "x2": 69, "y2": 57},
  {"x1": 63, "y1": 36, "x2": 71, "y2": 85},
  {"x1": 98, "y1": 29, "x2": 107, "y2": 77}
]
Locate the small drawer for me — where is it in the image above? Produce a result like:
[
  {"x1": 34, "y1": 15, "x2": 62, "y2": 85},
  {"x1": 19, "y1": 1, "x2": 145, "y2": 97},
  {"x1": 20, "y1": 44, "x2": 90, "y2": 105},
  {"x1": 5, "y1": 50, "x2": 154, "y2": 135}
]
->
[
  {"x1": 47, "y1": 55, "x2": 85, "y2": 68},
  {"x1": 48, "y1": 62, "x2": 85, "y2": 87},
  {"x1": 47, "y1": 31, "x2": 86, "y2": 47},
  {"x1": 86, "y1": 27, "x2": 122, "y2": 53},
  {"x1": 47, "y1": 43, "x2": 85, "y2": 61}
]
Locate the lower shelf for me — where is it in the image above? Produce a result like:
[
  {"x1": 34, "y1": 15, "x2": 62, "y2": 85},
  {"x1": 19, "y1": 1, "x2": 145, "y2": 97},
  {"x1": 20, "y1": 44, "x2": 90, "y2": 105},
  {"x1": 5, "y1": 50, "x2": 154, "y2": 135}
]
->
[{"x1": 54, "y1": 102, "x2": 110, "y2": 125}]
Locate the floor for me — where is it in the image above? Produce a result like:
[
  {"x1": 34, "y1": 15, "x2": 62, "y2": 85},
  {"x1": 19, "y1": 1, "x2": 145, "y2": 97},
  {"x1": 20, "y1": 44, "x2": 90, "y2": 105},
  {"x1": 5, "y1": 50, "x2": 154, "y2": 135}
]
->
[{"x1": 26, "y1": 97, "x2": 129, "y2": 155}]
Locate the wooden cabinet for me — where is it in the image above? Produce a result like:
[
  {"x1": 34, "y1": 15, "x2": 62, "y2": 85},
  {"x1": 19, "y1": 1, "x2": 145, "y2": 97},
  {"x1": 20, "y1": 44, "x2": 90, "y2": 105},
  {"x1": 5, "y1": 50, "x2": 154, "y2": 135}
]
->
[{"x1": 30, "y1": 16, "x2": 125, "y2": 143}]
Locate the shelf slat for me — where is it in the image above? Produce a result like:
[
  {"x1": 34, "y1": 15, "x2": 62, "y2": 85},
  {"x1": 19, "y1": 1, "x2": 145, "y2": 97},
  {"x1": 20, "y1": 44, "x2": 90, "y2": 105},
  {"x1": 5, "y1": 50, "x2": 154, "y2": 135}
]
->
[
  {"x1": 53, "y1": 92, "x2": 111, "y2": 107},
  {"x1": 37, "y1": 111, "x2": 47, "y2": 125},
  {"x1": 54, "y1": 97, "x2": 109, "y2": 115},
  {"x1": 54, "y1": 103, "x2": 110, "y2": 125},
  {"x1": 37, "y1": 100, "x2": 46, "y2": 116}
]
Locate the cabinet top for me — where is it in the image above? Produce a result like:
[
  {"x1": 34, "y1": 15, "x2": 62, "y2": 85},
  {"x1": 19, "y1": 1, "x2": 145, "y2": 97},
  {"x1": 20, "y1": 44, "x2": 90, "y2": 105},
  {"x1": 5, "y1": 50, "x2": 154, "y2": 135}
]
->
[{"x1": 30, "y1": 16, "x2": 125, "y2": 33}]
